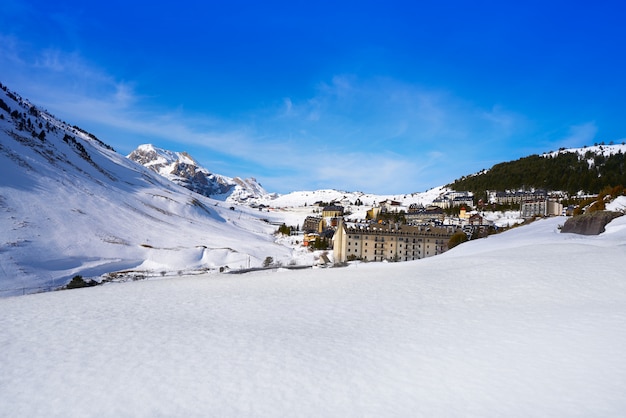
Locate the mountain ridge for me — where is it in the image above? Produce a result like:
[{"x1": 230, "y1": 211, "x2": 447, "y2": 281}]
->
[
  {"x1": 127, "y1": 143, "x2": 270, "y2": 203},
  {"x1": 0, "y1": 82, "x2": 292, "y2": 296}
]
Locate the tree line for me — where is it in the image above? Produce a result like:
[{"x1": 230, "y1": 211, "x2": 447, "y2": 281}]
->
[{"x1": 449, "y1": 150, "x2": 626, "y2": 202}]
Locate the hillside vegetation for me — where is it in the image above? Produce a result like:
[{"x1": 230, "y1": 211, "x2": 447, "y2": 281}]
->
[{"x1": 449, "y1": 147, "x2": 626, "y2": 200}]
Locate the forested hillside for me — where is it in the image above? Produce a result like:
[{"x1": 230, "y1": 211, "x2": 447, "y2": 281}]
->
[{"x1": 449, "y1": 147, "x2": 626, "y2": 201}]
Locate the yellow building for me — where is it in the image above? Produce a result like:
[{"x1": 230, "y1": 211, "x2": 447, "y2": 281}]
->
[{"x1": 322, "y1": 205, "x2": 344, "y2": 218}]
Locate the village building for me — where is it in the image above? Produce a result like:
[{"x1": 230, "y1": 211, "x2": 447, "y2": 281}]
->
[
  {"x1": 405, "y1": 204, "x2": 445, "y2": 224},
  {"x1": 431, "y1": 196, "x2": 448, "y2": 209},
  {"x1": 302, "y1": 233, "x2": 319, "y2": 247},
  {"x1": 452, "y1": 195, "x2": 475, "y2": 208},
  {"x1": 302, "y1": 216, "x2": 323, "y2": 233},
  {"x1": 322, "y1": 205, "x2": 344, "y2": 218},
  {"x1": 492, "y1": 190, "x2": 548, "y2": 205},
  {"x1": 378, "y1": 200, "x2": 402, "y2": 211},
  {"x1": 367, "y1": 206, "x2": 382, "y2": 220},
  {"x1": 432, "y1": 191, "x2": 474, "y2": 209},
  {"x1": 468, "y1": 213, "x2": 487, "y2": 226},
  {"x1": 333, "y1": 220, "x2": 459, "y2": 263},
  {"x1": 521, "y1": 198, "x2": 563, "y2": 218}
]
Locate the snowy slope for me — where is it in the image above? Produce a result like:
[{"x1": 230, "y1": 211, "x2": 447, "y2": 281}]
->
[
  {"x1": 128, "y1": 144, "x2": 447, "y2": 209},
  {"x1": 543, "y1": 143, "x2": 626, "y2": 158},
  {"x1": 256, "y1": 186, "x2": 446, "y2": 208},
  {"x1": 1, "y1": 216, "x2": 625, "y2": 417},
  {"x1": 0, "y1": 86, "x2": 293, "y2": 295},
  {"x1": 128, "y1": 144, "x2": 269, "y2": 203}
]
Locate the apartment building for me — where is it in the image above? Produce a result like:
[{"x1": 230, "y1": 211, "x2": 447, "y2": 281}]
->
[{"x1": 334, "y1": 220, "x2": 459, "y2": 263}]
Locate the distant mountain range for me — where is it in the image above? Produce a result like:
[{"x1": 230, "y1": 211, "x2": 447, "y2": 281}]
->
[
  {"x1": 2, "y1": 80, "x2": 624, "y2": 295},
  {"x1": 127, "y1": 144, "x2": 270, "y2": 203},
  {"x1": 127, "y1": 143, "x2": 446, "y2": 208},
  {"x1": 129, "y1": 140, "x2": 626, "y2": 210}
]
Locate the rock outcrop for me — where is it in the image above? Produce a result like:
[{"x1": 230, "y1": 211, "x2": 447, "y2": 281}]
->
[{"x1": 560, "y1": 211, "x2": 623, "y2": 235}]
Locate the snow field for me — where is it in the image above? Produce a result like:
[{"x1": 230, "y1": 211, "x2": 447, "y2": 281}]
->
[{"x1": 1, "y1": 217, "x2": 626, "y2": 417}]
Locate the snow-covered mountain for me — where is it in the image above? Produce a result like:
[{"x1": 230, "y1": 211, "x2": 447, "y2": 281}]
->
[
  {"x1": 127, "y1": 144, "x2": 452, "y2": 209},
  {"x1": 0, "y1": 84, "x2": 294, "y2": 296},
  {"x1": 253, "y1": 187, "x2": 446, "y2": 208},
  {"x1": 127, "y1": 144, "x2": 269, "y2": 203}
]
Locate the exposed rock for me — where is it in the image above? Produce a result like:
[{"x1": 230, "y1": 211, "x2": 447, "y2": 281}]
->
[
  {"x1": 560, "y1": 211, "x2": 624, "y2": 235},
  {"x1": 127, "y1": 144, "x2": 268, "y2": 202}
]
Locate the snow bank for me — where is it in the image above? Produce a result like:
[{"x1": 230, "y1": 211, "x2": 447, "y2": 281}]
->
[
  {"x1": 607, "y1": 195, "x2": 626, "y2": 212},
  {"x1": 1, "y1": 216, "x2": 625, "y2": 417}
]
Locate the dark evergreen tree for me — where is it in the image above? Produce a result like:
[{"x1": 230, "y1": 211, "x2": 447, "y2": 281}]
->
[{"x1": 449, "y1": 151, "x2": 626, "y2": 197}]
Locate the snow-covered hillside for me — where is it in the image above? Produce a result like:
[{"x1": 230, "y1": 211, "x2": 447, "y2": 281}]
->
[
  {"x1": 543, "y1": 143, "x2": 626, "y2": 159},
  {"x1": 1, "y1": 215, "x2": 625, "y2": 417},
  {"x1": 255, "y1": 186, "x2": 447, "y2": 208},
  {"x1": 0, "y1": 85, "x2": 294, "y2": 295},
  {"x1": 127, "y1": 145, "x2": 449, "y2": 209},
  {"x1": 128, "y1": 144, "x2": 269, "y2": 203}
]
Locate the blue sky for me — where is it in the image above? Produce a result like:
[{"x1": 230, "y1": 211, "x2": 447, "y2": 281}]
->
[{"x1": 1, "y1": 1, "x2": 625, "y2": 194}]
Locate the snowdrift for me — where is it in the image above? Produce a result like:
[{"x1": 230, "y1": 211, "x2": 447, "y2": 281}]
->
[{"x1": 1, "y1": 216, "x2": 625, "y2": 417}]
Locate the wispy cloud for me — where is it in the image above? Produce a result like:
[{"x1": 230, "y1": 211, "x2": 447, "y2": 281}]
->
[
  {"x1": 0, "y1": 41, "x2": 524, "y2": 192},
  {"x1": 560, "y1": 122, "x2": 599, "y2": 148},
  {"x1": 1, "y1": 39, "x2": 594, "y2": 193}
]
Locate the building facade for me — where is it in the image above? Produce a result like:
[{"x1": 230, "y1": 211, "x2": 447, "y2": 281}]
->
[
  {"x1": 302, "y1": 216, "x2": 323, "y2": 233},
  {"x1": 334, "y1": 221, "x2": 459, "y2": 263},
  {"x1": 432, "y1": 191, "x2": 474, "y2": 209},
  {"x1": 405, "y1": 205, "x2": 445, "y2": 224},
  {"x1": 322, "y1": 205, "x2": 344, "y2": 218},
  {"x1": 521, "y1": 198, "x2": 564, "y2": 218},
  {"x1": 493, "y1": 190, "x2": 548, "y2": 205}
]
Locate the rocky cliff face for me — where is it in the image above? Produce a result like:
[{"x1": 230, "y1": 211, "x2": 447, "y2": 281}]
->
[
  {"x1": 127, "y1": 144, "x2": 268, "y2": 202},
  {"x1": 560, "y1": 211, "x2": 624, "y2": 235}
]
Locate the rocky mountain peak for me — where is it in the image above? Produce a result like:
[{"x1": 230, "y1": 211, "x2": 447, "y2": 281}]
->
[{"x1": 127, "y1": 144, "x2": 268, "y2": 202}]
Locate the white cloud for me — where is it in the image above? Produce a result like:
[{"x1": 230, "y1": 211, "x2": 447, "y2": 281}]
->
[
  {"x1": 282, "y1": 97, "x2": 293, "y2": 115},
  {"x1": 0, "y1": 40, "x2": 531, "y2": 193},
  {"x1": 0, "y1": 34, "x2": 26, "y2": 67},
  {"x1": 561, "y1": 122, "x2": 599, "y2": 148}
]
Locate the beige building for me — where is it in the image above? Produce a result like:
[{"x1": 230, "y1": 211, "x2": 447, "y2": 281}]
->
[
  {"x1": 334, "y1": 220, "x2": 459, "y2": 263},
  {"x1": 322, "y1": 205, "x2": 344, "y2": 218},
  {"x1": 521, "y1": 198, "x2": 564, "y2": 218}
]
